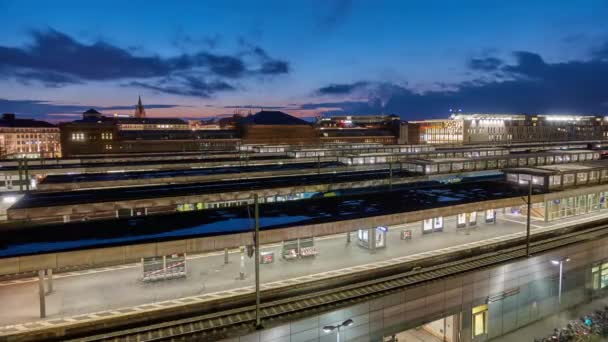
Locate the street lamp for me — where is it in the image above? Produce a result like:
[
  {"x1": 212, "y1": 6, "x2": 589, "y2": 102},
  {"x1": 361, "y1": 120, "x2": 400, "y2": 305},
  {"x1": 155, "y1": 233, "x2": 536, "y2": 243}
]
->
[
  {"x1": 323, "y1": 319, "x2": 354, "y2": 342},
  {"x1": 551, "y1": 257, "x2": 570, "y2": 304}
]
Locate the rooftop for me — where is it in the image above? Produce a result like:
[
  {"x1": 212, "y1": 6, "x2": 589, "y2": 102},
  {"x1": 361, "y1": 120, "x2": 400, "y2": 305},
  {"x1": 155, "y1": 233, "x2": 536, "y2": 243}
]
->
[
  {"x1": 12, "y1": 168, "x2": 415, "y2": 209},
  {"x1": 0, "y1": 180, "x2": 531, "y2": 258},
  {"x1": 39, "y1": 161, "x2": 343, "y2": 184},
  {"x1": 0, "y1": 114, "x2": 55, "y2": 128},
  {"x1": 242, "y1": 111, "x2": 310, "y2": 126}
]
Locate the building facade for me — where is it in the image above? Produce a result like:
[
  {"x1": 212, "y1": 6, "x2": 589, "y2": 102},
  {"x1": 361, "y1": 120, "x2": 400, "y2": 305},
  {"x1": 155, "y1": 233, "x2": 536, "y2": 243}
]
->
[
  {"x1": 0, "y1": 113, "x2": 61, "y2": 159},
  {"x1": 409, "y1": 113, "x2": 608, "y2": 145},
  {"x1": 240, "y1": 111, "x2": 319, "y2": 145},
  {"x1": 60, "y1": 108, "x2": 239, "y2": 157},
  {"x1": 315, "y1": 114, "x2": 404, "y2": 145}
]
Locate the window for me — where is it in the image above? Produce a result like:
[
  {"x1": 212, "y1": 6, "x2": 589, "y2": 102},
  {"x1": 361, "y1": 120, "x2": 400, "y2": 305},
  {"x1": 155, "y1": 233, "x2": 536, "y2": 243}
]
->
[
  {"x1": 71, "y1": 133, "x2": 85, "y2": 141},
  {"x1": 105, "y1": 144, "x2": 112, "y2": 150},
  {"x1": 592, "y1": 262, "x2": 608, "y2": 289},
  {"x1": 577, "y1": 172, "x2": 588, "y2": 184},
  {"x1": 101, "y1": 132, "x2": 113, "y2": 140},
  {"x1": 472, "y1": 304, "x2": 489, "y2": 337},
  {"x1": 550, "y1": 175, "x2": 561, "y2": 187}
]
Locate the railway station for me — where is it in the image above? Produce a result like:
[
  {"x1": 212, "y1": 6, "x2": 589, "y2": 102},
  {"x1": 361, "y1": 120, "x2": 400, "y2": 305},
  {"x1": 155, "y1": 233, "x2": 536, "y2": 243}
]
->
[{"x1": 2, "y1": 169, "x2": 608, "y2": 336}]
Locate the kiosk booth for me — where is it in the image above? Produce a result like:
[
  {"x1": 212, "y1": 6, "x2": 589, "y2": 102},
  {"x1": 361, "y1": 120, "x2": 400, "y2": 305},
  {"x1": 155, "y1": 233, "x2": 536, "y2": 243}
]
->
[{"x1": 357, "y1": 226, "x2": 388, "y2": 249}]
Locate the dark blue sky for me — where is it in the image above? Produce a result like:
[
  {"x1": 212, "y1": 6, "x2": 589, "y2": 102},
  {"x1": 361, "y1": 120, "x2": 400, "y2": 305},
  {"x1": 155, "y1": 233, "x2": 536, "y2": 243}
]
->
[{"x1": 1, "y1": 0, "x2": 608, "y2": 120}]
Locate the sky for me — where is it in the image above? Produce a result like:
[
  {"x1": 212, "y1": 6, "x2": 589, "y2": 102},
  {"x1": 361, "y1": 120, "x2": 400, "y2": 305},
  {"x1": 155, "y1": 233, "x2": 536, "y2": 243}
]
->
[{"x1": 1, "y1": 0, "x2": 608, "y2": 122}]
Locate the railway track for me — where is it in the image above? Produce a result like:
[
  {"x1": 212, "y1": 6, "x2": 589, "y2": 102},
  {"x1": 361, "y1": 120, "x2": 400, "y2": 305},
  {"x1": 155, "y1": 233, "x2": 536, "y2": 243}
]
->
[{"x1": 71, "y1": 221, "x2": 608, "y2": 342}]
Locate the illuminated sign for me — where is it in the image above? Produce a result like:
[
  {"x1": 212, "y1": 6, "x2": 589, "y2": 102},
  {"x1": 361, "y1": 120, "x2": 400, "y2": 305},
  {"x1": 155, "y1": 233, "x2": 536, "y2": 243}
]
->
[{"x1": 376, "y1": 226, "x2": 388, "y2": 232}]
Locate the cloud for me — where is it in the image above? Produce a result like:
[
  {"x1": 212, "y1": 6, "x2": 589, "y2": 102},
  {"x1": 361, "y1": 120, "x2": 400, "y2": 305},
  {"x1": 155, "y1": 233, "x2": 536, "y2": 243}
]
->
[
  {"x1": 307, "y1": 49, "x2": 608, "y2": 118},
  {"x1": 468, "y1": 57, "x2": 503, "y2": 71},
  {"x1": 0, "y1": 28, "x2": 289, "y2": 96},
  {"x1": 0, "y1": 98, "x2": 183, "y2": 119},
  {"x1": 223, "y1": 105, "x2": 289, "y2": 110},
  {"x1": 238, "y1": 40, "x2": 291, "y2": 75},
  {"x1": 316, "y1": 81, "x2": 370, "y2": 95},
  {"x1": 127, "y1": 75, "x2": 235, "y2": 98}
]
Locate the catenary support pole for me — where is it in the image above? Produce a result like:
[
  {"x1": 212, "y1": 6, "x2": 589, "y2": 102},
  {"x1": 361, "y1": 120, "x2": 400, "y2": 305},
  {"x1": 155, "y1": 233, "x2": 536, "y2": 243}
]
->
[
  {"x1": 526, "y1": 180, "x2": 532, "y2": 257},
  {"x1": 254, "y1": 194, "x2": 262, "y2": 328}
]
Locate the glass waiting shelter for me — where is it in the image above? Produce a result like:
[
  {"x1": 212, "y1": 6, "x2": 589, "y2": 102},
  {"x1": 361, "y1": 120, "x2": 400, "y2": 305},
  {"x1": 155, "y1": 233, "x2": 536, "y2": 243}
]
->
[
  {"x1": 401, "y1": 150, "x2": 600, "y2": 175},
  {"x1": 357, "y1": 226, "x2": 388, "y2": 249},
  {"x1": 504, "y1": 160, "x2": 608, "y2": 191},
  {"x1": 252, "y1": 145, "x2": 291, "y2": 153},
  {"x1": 287, "y1": 149, "x2": 329, "y2": 158}
]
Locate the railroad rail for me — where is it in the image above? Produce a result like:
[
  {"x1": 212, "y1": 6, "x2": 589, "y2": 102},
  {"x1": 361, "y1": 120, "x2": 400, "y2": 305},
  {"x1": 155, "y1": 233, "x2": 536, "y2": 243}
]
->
[{"x1": 68, "y1": 219, "x2": 608, "y2": 342}]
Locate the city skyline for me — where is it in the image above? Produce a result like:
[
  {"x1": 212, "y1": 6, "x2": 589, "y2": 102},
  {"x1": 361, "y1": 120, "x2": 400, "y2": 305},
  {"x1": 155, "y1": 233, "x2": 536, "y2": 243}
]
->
[{"x1": 1, "y1": 0, "x2": 608, "y2": 121}]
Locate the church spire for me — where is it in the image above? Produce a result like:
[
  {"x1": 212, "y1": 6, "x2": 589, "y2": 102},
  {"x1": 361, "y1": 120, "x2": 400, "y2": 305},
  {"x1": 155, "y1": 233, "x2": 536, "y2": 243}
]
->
[{"x1": 134, "y1": 95, "x2": 146, "y2": 118}]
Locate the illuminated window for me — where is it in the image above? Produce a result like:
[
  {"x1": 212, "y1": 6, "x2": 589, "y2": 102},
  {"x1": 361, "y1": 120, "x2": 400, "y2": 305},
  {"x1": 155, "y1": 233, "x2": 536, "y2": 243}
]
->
[
  {"x1": 101, "y1": 132, "x2": 113, "y2": 140},
  {"x1": 472, "y1": 304, "x2": 488, "y2": 337},
  {"x1": 105, "y1": 144, "x2": 112, "y2": 150},
  {"x1": 71, "y1": 133, "x2": 85, "y2": 141}
]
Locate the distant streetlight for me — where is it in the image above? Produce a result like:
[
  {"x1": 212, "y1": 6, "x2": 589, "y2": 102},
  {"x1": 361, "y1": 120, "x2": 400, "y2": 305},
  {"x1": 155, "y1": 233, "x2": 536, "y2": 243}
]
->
[
  {"x1": 323, "y1": 319, "x2": 354, "y2": 342},
  {"x1": 551, "y1": 257, "x2": 570, "y2": 304}
]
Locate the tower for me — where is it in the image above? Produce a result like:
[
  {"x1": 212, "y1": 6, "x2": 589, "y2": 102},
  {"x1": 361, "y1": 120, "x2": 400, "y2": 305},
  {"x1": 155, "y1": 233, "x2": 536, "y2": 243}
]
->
[{"x1": 134, "y1": 96, "x2": 146, "y2": 118}]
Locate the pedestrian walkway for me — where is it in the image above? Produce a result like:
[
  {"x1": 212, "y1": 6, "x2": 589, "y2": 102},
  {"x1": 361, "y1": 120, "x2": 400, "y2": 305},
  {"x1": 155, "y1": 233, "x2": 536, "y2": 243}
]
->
[{"x1": 2, "y1": 209, "x2": 608, "y2": 335}]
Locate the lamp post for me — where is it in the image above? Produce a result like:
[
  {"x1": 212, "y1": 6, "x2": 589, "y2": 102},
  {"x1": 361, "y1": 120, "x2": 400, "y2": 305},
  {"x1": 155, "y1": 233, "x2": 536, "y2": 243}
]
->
[
  {"x1": 323, "y1": 319, "x2": 354, "y2": 342},
  {"x1": 520, "y1": 178, "x2": 533, "y2": 257},
  {"x1": 551, "y1": 257, "x2": 570, "y2": 305}
]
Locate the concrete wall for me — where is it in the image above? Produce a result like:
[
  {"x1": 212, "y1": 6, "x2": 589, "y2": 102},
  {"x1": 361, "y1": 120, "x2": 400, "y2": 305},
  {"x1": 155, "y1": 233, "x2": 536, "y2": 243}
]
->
[{"x1": 219, "y1": 230, "x2": 607, "y2": 342}]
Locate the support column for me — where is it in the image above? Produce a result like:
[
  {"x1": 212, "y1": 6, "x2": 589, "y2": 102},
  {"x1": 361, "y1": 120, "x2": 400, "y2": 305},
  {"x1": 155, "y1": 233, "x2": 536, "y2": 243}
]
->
[
  {"x1": 317, "y1": 155, "x2": 321, "y2": 175},
  {"x1": 453, "y1": 313, "x2": 462, "y2": 342},
  {"x1": 346, "y1": 231, "x2": 351, "y2": 244},
  {"x1": 460, "y1": 307, "x2": 472, "y2": 342},
  {"x1": 24, "y1": 159, "x2": 30, "y2": 192},
  {"x1": 389, "y1": 162, "x2": 393, "y2": 190},
  {"x1": 17, "y1": 161, "x2": 23, "y2": 192},
  {"x1": 38, "y1": 270, "x2": 46, "y2": 318},
  {"x1": 46, "y1": 269, "x2": 53, "y2": 294},
  {"x1": 224, "y1": 248, "x2": 229, "y2": 264},
  {"x1": 370, "y1": 228, "x2": 376, "y2": 254}
]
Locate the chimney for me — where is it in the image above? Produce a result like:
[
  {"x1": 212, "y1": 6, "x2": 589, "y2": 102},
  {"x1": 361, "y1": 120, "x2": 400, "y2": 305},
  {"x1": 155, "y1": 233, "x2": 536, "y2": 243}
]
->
[{"x1": 2, "y1": 113, "x2": 15, "y2": 120}]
